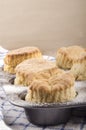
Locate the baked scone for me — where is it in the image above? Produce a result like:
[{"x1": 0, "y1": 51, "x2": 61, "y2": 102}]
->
[
  {"x1": 25, "y1": 72, "x2": 76, "y2": 103},
  {"x1": 56, "y1": 45, "x2": 85, "y2": 69},
  {"x1": 71, "y1": 53, "x2": 86, "y2": 80},
  {"x1": 4, "y1": 46, "x2": 42, "y2": 74},
  {"x1": 15, "y1": 58, "x2": 64, "y2": 86}
]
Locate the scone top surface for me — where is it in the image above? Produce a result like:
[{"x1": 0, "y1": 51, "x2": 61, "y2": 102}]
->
[
  {"x1": 4, "y1": 46, "x2": 42, "y2": 66},
  {"x1": 56, "y1": 45, "x2": 85, "y2": 69},
  {"x1": 15, "y1": 58, "x2": 57, "y2": 74},
  {"x1": 58, "y1": 46, "x2": 84, "y2": 59},
  {"x1": 15, "y1": 58, "x2": 64, "y2": 86},
  {"x1": 50, "y1": 72, "x2": 75, "y2": 92},
  {"x1": 7, "y1": 46, "x2": 40, "y2": 55},
  {"x1": 30, "y1": 72, "x2": 75, "y2": 91}
]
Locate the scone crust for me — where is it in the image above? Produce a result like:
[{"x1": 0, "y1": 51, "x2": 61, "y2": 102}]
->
[
  {"x1": 56, "y1": 45, "x2": 85, "y2": 69},
  {"x1": 4, "y1": 46, "x2": 42, "y2": 74},
  {"x1": 4, "y1": 64, "x2": 15, "y2": 74},
  {"x1": 25, "y1": 72, "x2": 76, "y2": 103},
  {"x1": 4, "y1": 47, "x2": 42, "y2": 66}
]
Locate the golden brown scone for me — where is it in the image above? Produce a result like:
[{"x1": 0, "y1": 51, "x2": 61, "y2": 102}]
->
[
  {"x1": 15, "y1": 58, "x2": 64, "y2": 86},
  {"x1": 25, "y1": 72, "x2": 76, "y2": 103},
  {"x1": 4, "y1": 64, "x2": 15, "y2": 74},
  {"x1": 4, "y1": 46, "x2": 42, "y2": 74},
  {"x1": 71, "y1": 53, "x2": 86, "y2": 80},
  {"x1": 56, "y1": 45, "x2": 85, "y2": 69}
]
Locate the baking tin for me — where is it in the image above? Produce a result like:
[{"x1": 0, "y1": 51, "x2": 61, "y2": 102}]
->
[
  {"x1": 0, "y1": 58, "x2": 86, "y2": 126},
  {"x1": 72, "y1": 107, "x2": 86, "y2": 117},
  {"x1": 3, "y1": 81, "x2": 86, "y2": 126},
  {"x1": 24, "y1": 108, "x2": 71, "y2": 126},
  {"x1": 4, "y1": 87, "x2": 72, "y2": 126}
]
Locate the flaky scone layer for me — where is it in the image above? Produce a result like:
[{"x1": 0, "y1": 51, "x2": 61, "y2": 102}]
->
[
  {"x1": 15, "y1": 58, "x2": 64, "y2": 86},
  {"x1": 4, "y1": 64, "x2": 15, "y2": 74},
  {"x1": 4, "y1": 46, "x2": 42, "y2": 74},
  {"x1": 25, "y1": 72, "x2": 76, "y2": 103},
  {"x1": 71, "y1": 53, "x2": 86, "y2": 80},
  {"x1": 56, "y1": 45, "x2": 85, "y2": 69}
]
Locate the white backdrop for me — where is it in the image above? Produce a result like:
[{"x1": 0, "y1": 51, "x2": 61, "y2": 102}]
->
[{"x1": 0, "y1": 0, "x2": 86, "y2": 53}]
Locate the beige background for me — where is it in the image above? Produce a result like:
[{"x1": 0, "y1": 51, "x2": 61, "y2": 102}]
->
[{"x1": 0, "y1": 0, "x2": 86, "y2": 54}]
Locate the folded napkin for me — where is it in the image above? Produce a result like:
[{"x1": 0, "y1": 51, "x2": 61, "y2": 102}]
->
[
  {"x1": 0, "y1": 46, "x2": 8, "y2": 67},
  {"x1": 0, "y1": 47, "x2": 10, "y2": 130}
]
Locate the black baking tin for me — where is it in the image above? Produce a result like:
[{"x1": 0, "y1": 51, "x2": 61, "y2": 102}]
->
[{"x1": 3, "y1": 81, "x2": 86, "y2": 126}]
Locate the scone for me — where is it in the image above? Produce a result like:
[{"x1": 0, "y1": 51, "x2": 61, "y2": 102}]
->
[
  {"x1": 71, "y1": 53, "x2": 86, "y2": 80},
  {"x1": 25, "y1": 72, "x2": 76, "y2": 103},
  {"x1": 15, "y1": 58, "x2": 64, "y2": 86},
  {"x1": 4, "y1": 46, "x2": 42, "y2": 74},
  {"x1": 56, "y1": 45, "x2": 85, "y2": 69}
]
